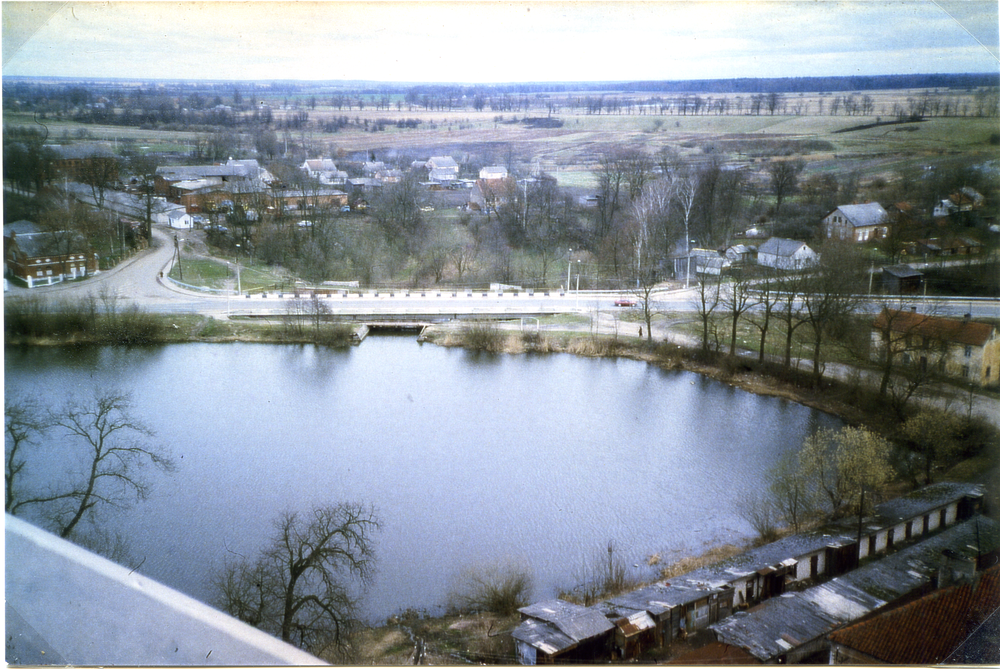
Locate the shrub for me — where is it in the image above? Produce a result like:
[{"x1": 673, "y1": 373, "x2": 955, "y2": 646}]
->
[
  {"x1": 99, "y1": 305, "x2": 163, "y2": 345},
  {"x1": 448, "y1": 562, "x2": 533, "y2": 615},
  {"x1": 462, "y1": 321, "x2": 506, "y2": 353}
]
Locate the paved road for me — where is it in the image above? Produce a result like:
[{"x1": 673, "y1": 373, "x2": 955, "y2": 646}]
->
[{"x1": 13, "y1": 225, "x2": 1000, "y2": 323}]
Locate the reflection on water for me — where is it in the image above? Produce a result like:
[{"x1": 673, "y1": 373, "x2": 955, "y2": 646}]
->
[{"x1": 5, "y1": 338, "x2": 840, "y2": 621}]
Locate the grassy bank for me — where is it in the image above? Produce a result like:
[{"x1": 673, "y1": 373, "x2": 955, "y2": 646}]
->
[{"x1": 3, "y1": 297, "x2": 361, "y2": 347}]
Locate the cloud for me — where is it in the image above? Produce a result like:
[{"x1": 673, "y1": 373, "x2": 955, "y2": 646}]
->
[{"x1": 3, "y1": 0, "x2": 997, "y2": 81}]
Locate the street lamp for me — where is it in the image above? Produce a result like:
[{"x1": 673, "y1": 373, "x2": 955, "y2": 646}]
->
[{"x1": 566, "y1": 249, "x2": 573, "y2": 292}]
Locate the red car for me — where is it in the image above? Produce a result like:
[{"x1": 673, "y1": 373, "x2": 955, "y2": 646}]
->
[{"x1": 614, "y1": 298, "x2": 636, "y2": 307}]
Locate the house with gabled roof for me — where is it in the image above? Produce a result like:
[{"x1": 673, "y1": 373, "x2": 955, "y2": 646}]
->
[
  {"x1": 300, "y1": 158, "x2": 347, "y2": 186},
  {"x1": 479, "y1": 165, "x2": 508, "y2": 181},
  {"x1": 872, "y1": 309, "x2": 1000, "y2": 387},
  {"x1": 4, "y1": 220, "x2": 98, "y2": 288},
  {"x1": 425, "y1": 155, "x2": 459, "y2": 183},
  {"x1": 756, "y1": 238, "x2": 817, "y2": 270},
  {"x1": 827, "y1": 564, "x2": 1000, "y2": 664},
  {"x1": 823, "y1": 203, "x2": 889, "y2": 243}
]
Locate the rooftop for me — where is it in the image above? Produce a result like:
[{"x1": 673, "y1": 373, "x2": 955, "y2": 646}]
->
[
  {"x1": 829, "y1": 565, "x2": 1000, "y2": 664},
  {"x1": 874, "y1": 309, "x2": 995, "y2": 347},
  {"x1": 710, "y1": 516, "x2": 1000, "y2": 662},
  {"x1": 833, "y1": 202, "x2": 888, "y2": 227}
]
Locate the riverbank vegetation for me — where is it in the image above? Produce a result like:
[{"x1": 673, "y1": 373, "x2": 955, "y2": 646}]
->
[{"x1": 3, "y1": 292, "x2": 360, "y2": 347}]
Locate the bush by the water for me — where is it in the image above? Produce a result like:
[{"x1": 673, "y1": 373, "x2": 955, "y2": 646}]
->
[
  {"x1": 462, "y1": 321, "x2": 507, "y2": 353},
  {"x1": 5, "y1": 293, "x2": 165, "y2": 344},
  {"x1": 448, "y1": 562, "x2": 534, "y2": 616}
]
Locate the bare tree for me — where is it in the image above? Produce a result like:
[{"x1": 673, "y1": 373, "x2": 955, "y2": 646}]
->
[
  {"x1": 747, "y1": 269, "x2": 782, "y2": 363},
  {"x1": 369, "y1": 174, "x2": 424, "y2": 253},
  {"x1": 767, "y1": 158, "x2": 804, "y2": 217},
  {"x1": 78, "y1": 152, "x2": 121, "y2": 211},
  {"x1": 721, "y1": 268, "x2": 760, "y2": 357},
  {"x1": 800, "y1": 241, "x2": 866, "y2": 383},
  {"x1": 5, "y1": 397, "x2": 52, "y2": 514},
  {"x1": 49, "y1": 390, "x2": 174, "y2": 538},
  {"x1": 774, "y1": 271, "x2": 810, "y2": 369},
  {"x1": 7, "y1": 390, "x2": 173, "y2": 539},
  {"x1": 674, "y1": 172, "x2": 699, "y2": 287},
  {"x1": 766, "y1": 450, "x2": 817, "y2": 533},
  {"x1": 692, "y1": 271, "x2": 722, "y2": 356},
  {"x1": 215, "y1": 503, "x2": 379, "y2": 653}
]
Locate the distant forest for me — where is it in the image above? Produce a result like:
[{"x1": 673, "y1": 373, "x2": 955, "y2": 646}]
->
[{"x1": 5, "y1": 72, "x2": 997, "y2": 100}]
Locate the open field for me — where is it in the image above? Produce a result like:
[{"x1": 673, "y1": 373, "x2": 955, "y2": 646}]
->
[{"x1": 8, "y1": 84, "x2": 998, "y2": 188}]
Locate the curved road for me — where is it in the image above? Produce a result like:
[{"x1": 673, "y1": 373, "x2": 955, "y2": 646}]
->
[{"x1": 14, "y1": 225, "x2": 1000, "y2": 323}]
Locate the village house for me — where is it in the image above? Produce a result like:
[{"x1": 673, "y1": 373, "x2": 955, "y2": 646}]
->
[
  {"x1": 690, "y1": 248, "x2": 729, "y2": 275},
  {"x1": 479, "y1": 165, "x2": 509, "y2": 180},
  {"x1": 912, "y1": 236, "x2": 984, "y2": 258},
  {"x1": 823, "y1": 202, "x2": 889, "y2": 242},
  {"x1": 155, "y1": 159, "x2": 274, "y2": 211},
  {"x1": 756, "y1": 237, "x2": 817, "y2": 270},
  {"x1": 934, "y1": 186, "x2": 984, "y2": 218},
  {"x1": 709, "y1": 516, "x2": 1000, "y2": 663},
  {"x1": 300, "y1": 158, "x2": 348, "y2": 186},
  {"x1": 267, "y1": 187, "x2": 348, "y2": 213},
  {"x1": 827, "y1": 565, "x2": 1000, "y2": 664},
  {"x1": 165, "y1": 209, "x2": 194, "y2": 230},
  {"x1": 49, "y1": 144, "x2": 120, "y2": 183},
  {"x1": 470, "y1": 177, "x2": 517, "y2": 213},
  {"x1": 725, "y1": 244, "x2": 754, "y2": 264},
  {"x1": 872, "y1": 309, "x2": 1000, "y2": 387},
  {"x1": 425, "y1": 155, "x2": 460, "y2": 183},
  {"x1": 4, "y1": 220, "x2": 98, "y2": 288},
  {"x1": 512, "y1": 482, "x2": 984, "y2": 664}
]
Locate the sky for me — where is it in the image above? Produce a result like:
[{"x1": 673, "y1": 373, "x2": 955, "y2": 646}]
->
[{"x1": 2, "y1": 1, "x2": 998, "y2": 83}]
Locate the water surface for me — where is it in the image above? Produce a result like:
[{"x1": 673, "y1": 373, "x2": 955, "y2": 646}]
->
[{"x1": 4, "y1": 338, "x2": 840, "y2": 621}]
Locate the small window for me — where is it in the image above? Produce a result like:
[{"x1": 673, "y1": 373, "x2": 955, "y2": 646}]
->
[
  {"x1": 987, "y1": 366, "x2": 992, "y2": 379},
  {"x1": 962, "y1": 366, "x2": 970, "y2": 378},
  {"x1": 965, "y1": 345, "x2": 972, "y2": 357}
]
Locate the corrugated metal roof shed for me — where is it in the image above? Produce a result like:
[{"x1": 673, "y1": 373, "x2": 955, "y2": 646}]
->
[
  {"x1": 511, "y1": 617, "x2": 576, "y2": 655},
  {"x1": 519, "y1": 599, "x2": 614, "y2": 643},
  {"x1": 710, "y1": 516, "x2": 1000, "y2": 662}
]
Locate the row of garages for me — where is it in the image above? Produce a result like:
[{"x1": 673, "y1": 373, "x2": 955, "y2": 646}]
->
[{"x1": 512, "y1": 481, "x2": 991, "y2": 664}]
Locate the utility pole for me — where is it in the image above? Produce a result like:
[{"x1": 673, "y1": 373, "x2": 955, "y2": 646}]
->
[{"x1": 174, "y1": 235, "x2": 183, "y2": 282}]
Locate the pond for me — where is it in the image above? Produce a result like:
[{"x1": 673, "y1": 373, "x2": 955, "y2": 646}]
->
[{"x1": 4, "y1": 337, "x2": 840, "y2": 622}]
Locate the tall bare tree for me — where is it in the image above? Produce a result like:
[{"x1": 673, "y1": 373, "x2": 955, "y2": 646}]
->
[
  {"x1": 800, "y1": 241, "x2": 866, "y2": 383},
  {"x1": 721, "y1": 267, "x2": 760, "y2": 357},
  {"x1": 767, "y1": 158, "x2": 804, "y2": 217},
  {"x1": 5, "y1": 398, "x2": 52, "y2": 515},
  {"x1": 79, "y1": 152, "x2": 121, "y2": 211},
  {"x1": 215, "y1": 503, "x2": 379, "y2": 653},
  {"x1": 49, "y1": 390, "x2": 174, "y2": 538},
  {"x1": 693, "y1": 271, "x2": 722, "y2": 356}
]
